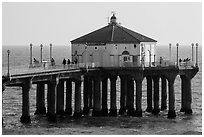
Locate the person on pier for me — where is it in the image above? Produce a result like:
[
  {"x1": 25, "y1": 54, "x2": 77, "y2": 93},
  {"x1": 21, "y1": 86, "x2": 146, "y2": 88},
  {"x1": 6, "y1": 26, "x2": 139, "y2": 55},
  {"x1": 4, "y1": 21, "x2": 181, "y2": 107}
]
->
[
  {"x1": 51, "y1": 58, "x2": 55, "y2": 66},
  {"x1": 67, "y1": 59, "x2": 71, "y2": 69},
  {"x1": 62, "y1": 58, "x2": 66, "y2": 68}
]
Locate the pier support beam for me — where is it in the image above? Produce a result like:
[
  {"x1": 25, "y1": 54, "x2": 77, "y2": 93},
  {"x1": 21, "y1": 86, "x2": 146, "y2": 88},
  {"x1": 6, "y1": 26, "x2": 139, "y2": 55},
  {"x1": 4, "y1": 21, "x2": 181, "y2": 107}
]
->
[
  {"x1": 101, "y1": 78, "x2": 108, "y2": 116},
  {"x1": 56, "y1": 80, "x2": 65, "y2": 115},
  {"x1": 65, "y1": 79, "x2": 72, "y2": 115},
  {"x1": 47, "y1": 79, "x2": 57, "y2": 122},
  {"x1": 20, "y1": 79, "x2": 31, "y2": 123},
  {"x1": 167, "y1": 75, "x2": 177, "y2": 118},
  {"x1": 126, "y1": 78, "x2": 135, "y2": 116},
  {"x1": 88, "y1": 78, "x2": 93, "y2": 110},
  {"x1": 109, "y1": 76, "x2": 118, "y2": 116},
  {"x1": 161, "y1": 76, "x2": 167, "y2": 111},
  {"x1": 92, "y1": 77, "x2": 102, "y2": 116},
  {"x1": 146, "y1": 76, "x2": 153, "y2": 112},
  {"x1": 180, "y1": 75, "x2": 192, "y2": 114},
  {"x1": 83, "y1": 76, "x2": 90, "y2": 115},
  {"x1": 135, "y1": 80, "x2": 143, "y2": 117},
  {"x1": 152, "y1": 76, "x2": 160, "y2": 115},
  {"x1": 73, "y1": 80, "x2": 82, "y2": 117},
  {"x1": 35, "y1": 83, "x2": 46, "y2": 114},
  {"x1": 119, "y1": 76, "x2": 127, "y2": 115}
]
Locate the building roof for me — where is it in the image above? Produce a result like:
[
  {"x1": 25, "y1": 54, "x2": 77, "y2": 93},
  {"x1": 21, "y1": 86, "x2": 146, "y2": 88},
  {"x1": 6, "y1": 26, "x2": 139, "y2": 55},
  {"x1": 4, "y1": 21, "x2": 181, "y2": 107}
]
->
[{"x1": 71, "y1": 15, "x2": 157, "y2": 44}]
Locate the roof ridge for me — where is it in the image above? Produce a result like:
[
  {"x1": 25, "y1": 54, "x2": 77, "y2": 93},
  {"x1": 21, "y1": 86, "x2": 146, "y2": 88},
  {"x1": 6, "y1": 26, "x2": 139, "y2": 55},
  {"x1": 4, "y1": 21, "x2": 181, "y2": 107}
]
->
[{"x1": 117, "y1": 25, "x2": 141, "y2": 42}]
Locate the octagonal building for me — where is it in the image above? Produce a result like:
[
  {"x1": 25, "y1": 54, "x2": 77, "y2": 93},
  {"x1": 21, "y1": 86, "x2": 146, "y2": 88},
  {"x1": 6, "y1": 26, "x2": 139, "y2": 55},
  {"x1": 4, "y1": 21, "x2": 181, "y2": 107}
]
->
[{"x1": 71, "y1": 14, "x2": 157, "y2": 67}]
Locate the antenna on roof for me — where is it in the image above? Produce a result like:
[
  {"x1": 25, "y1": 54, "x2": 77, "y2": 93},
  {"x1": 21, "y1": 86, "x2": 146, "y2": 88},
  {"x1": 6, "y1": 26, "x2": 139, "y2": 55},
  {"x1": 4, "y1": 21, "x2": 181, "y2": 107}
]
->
[{"x1": 111, "y1": 10, "x2": 116, "y2": 15}]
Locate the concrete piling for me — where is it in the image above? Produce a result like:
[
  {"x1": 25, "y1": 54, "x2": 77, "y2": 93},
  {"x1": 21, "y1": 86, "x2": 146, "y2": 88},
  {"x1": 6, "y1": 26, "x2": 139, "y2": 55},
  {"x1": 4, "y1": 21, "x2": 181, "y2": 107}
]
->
[
  {"x1": 73, "y1": 80, "x2": 82, "y2": 117},
  {"x1": 101, "y1": 78, "x2": 108, "y2": 116},
  {"x1": 119, "y1": 76, "x2": 127, "y2": 115},
  {"x1": 20, "y1": 79, "x2": 31, "y2": 123},
  {"x1": 180, "y1": 75, "x2": 192, "y2": 114},
  {"x1": 109, "y1": 76, "x2": 118, "y2": 116},
  {"x1": 88, "y1": 78, "x2": 93, "y2": 109},
  {"x1": 92, "y1": 77, "x2": 102, "y2": 116},
  {"x1": 126, "y1": 78, "x2": 135, "y2": 116},
  {"x1": 161, "y1": 76, "x2": 167, "y2": 111},
  {"x1": 65, "y1": 79, "x2": 72, "y2": 115},
  {"x1": 83, "y1": 76, "x2": 90, "y2": 115},
  {"x1": 47, "y1": 79, "x2": 57, "y2": 122},
  {"x1": 135, "y1": 80, "x2": 143, "y2": 117},
  {"x1": 56, "y1": 80, "x2": 65, "y2": 115},
  {"x1": 146, "y1": 76, "x2": 153, "y2": 112},
  {"x1": 35, "y1": 83, "x2": 46, "y2": 114},
  {"x1": 167, "y1": 77, "x2": 176, "y2": 118},
  {"x1": 152, "y1": 76, "x2": 160, "y2": 115}
]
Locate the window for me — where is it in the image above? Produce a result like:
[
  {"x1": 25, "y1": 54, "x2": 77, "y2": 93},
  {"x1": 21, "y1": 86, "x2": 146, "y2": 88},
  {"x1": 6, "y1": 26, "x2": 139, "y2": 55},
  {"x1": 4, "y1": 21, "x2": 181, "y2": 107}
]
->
[
  {"x1": 75, "y1": 51, "x2": 77, "y2": 54},
  {"x1": 124, "y1": 57, "x2": 128, "y2": 61},
  {"x1": 142, "y1": 46, "x2": 144, "y2": 52},
  {"x1": 134, "y1": 44, "x2": 136, "y2": 48},
  {"x1": 95, "y1": 47, "x2": 97, "y2": 49}
]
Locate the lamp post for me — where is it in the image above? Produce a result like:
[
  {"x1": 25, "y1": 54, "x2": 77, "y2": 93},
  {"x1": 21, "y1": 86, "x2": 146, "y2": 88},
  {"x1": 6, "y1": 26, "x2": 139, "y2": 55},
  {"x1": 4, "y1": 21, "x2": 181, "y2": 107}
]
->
[
  {"x1": 169, "y1": 43, "x2": 171, "y2": 61},
  {"x1": 50, "y1": 43, "x2": 52, "y2": 62},
  {"x1": 176, "y1": 43, "x2": 179, "y2": 67},
  {"x1": 40, "y1": 44, "x2": 43, "y2": 64},
  {"x1": 196, "y1": 43, "x2": 198, "y2": 67},
  {"x1": 191, "y1": 43, "x2": 194, "y2": 63},
  {"x1": 7, "y1": 50, "x2": 10, "y2": 76},
  {"x1": 29, "y1": 43, "x2": 32, "y2": 67},
  {"x1": 85, "y1": 42, "x2": 87, "y2": 69}
]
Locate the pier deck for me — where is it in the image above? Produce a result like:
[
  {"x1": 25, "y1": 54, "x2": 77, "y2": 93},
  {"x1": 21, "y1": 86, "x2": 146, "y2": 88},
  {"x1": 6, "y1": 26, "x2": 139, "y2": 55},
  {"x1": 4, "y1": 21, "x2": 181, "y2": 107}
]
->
[{"x1": 3, "y1": 64, "x2": 199, "y2": 123}]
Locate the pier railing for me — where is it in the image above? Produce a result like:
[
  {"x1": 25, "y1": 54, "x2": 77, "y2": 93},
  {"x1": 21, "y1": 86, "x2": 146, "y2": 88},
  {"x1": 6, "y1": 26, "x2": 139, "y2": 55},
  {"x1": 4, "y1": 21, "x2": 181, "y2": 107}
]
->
[{"x1": 3, "y1": 60, "x2": 197, "y2": 77}]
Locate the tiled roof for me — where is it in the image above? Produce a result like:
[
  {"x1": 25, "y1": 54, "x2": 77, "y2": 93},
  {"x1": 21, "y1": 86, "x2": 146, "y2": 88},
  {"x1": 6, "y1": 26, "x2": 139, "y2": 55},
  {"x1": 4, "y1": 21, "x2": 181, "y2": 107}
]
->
[{"x1": 71, "y1": 24, "x2": 157, "y2": 44}]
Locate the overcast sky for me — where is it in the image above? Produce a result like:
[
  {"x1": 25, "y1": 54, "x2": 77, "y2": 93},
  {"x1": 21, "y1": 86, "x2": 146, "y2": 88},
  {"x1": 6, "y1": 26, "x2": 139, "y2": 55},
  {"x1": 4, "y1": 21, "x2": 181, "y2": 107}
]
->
[{"x1": 2, "y1": 2, "x2": 202, "y2": 46}]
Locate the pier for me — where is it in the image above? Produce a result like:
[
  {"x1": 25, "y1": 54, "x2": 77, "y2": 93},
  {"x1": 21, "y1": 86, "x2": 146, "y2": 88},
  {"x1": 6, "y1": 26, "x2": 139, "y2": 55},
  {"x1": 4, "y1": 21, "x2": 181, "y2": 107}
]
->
[
  {"x1": 2, "y1": 13, "x2": 200, "y2": 123},
  {"x1": 3, "y1": 60, "x2": 199, "y2": 123}
]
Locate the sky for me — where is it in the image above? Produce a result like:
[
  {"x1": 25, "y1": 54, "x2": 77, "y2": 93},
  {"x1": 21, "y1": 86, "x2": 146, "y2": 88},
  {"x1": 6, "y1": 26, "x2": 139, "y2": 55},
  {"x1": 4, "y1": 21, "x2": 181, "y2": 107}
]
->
[{"x1": 2, "y1": 2, "x2": 202, "y2": 46}]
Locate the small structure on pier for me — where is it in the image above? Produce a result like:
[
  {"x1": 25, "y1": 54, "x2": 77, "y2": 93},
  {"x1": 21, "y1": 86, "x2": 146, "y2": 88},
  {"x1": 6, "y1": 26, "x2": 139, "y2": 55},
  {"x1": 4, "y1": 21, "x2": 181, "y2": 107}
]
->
[{"x1": 71, "y1": 14, "x2": 157, "y2": 67}]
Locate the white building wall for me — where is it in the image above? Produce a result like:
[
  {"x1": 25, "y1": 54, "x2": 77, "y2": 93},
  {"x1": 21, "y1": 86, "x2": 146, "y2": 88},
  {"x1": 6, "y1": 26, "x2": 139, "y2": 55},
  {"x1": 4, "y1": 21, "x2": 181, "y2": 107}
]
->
[{"x1": 71, "y1": 42, "x2": 156, "y2": 67}]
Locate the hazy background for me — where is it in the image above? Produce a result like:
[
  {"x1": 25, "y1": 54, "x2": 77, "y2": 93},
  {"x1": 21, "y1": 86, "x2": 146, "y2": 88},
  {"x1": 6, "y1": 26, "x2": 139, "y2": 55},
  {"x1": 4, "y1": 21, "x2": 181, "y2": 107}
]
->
[{"x1": 2, "y1": 2, "x2": 202, "y2": 46}]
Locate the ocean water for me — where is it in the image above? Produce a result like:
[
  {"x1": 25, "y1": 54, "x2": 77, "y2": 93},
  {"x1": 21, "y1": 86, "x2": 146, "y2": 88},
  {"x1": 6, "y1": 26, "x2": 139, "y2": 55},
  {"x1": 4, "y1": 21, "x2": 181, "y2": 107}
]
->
[{"x1": 2, "y1": 45, "x2": 202, "y2": 134}]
